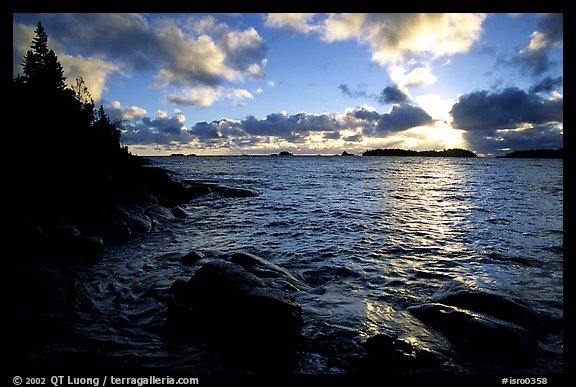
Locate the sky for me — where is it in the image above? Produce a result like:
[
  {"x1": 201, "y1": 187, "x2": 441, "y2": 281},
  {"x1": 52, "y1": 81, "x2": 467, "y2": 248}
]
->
[{"x1": 12, "y1": 13, "x2": 563, "y2": 156}]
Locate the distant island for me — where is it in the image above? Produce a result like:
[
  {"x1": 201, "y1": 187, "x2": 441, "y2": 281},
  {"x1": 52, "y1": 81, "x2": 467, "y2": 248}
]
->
[
  {"x1": 497, "y1": 149, "x2": 563, "y2": 159},
  {"x1": 362, "y1": 148, "x2": 477, "y2": 157},
  {"x1": 341, "y1": 151, "x2": 356, "y2": 156},
  {"x1": 270, "y1": 151, "x2": 295, "y2": 156},
  {"x1": 170, "y1": 153, "x2": 196, "y2": 157}
]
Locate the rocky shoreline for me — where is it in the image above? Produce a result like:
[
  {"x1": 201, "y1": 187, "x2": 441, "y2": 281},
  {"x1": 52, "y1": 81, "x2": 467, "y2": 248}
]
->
[
  {"x1": 8, "y1": 165, "x2": 262, "y2": 357},
  {"x1": 9, "y1": 167, "x2": 562, "y2": 376},
  {"x1": 159, "y1": 248, "x2": 562, "y2": 375}
]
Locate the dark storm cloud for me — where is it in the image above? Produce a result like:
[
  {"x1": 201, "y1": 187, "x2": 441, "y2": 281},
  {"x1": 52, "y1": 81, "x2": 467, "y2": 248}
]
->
[
  {"x1": 464, "y1": 123, "x2": 562, "y2": 156},
  {"x1": 505, "y1": 49, "x2": 556, "y2": 77},
  {"x1": 377, "y1": 85, "x2": 409, "y2": 104},
  {"x1": 120, "y1": 112, "x2": 190, "y2": 145},
  {"x1": 372, "y1": 104, "x2": 433, "y2": 134},
  {"x1": 323, "y1": 131, "x2": 341, "y2": 140},
  {"x1": 241, "y1": 112, "x2": 342, "y2": 137},
  {"x1": 340, "y1": 83, "x2": 409, "y2": 105},
  {"x1": 450, "y1": 87, "x2": 562, "y2": 132},
  {"x1": 190, "y1": 121, "x2": 222, "y2": 140},
  {"x1": 529, "y1": 76, "x2": 563, "y2": 94},
  {"x1": 536, "y1": 13, "x2": 563, "y2": 47}
]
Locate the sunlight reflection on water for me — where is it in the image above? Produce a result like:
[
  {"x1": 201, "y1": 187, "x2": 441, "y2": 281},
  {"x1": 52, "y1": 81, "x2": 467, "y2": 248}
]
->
[{"x1": 72, "y1": 156, "x2": 562, "y2": 373}]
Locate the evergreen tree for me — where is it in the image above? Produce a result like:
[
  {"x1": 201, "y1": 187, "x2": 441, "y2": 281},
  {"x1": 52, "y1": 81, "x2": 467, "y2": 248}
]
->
[
  {"x1": 21, "y1": 22, "x2": 67, "y2": 90},
  {"x1": 21, "y1": 22, "x2": 49, "y2": 81},
  {"x1": 13, "y1": 20, "x2": 137, "y2": 180}
]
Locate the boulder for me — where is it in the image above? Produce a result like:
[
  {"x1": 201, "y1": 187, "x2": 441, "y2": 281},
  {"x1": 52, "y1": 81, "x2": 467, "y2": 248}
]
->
[
  {"x1": 407, "y1": 302, "x2": 538, "y2": 365},
  {"x1": 184, "y1": 184, "x2": 212, "y2": 197},
  {"x1": 362, "y1": 333, "x2": 446, "y2": 371},
  {"x1": 181, "y1": 250, "x2": 206, "y2": 264},
  {"x1": 170, "y1": 260, "x2": 303, "y2": 348},
  {"x1": 9, "y1": 262, "x2": 80, "y2": 336},
  {"x1": 230, "y1": 252, "x2": 310, "y2": 291},
  {"x1": 216, "y1": 185, "x2": 262, "y2": 198},
  {"x1": 431, "y1": 283, "x2": 545, "y2": 337},
  {"x1": 145, "y1": 205, "x2": 175, "y2": 224}
]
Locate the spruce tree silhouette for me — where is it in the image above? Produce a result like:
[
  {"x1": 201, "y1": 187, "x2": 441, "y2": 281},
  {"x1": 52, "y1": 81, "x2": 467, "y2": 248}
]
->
[
  {"x1": 11, "y1": 22, "x2": 143, "y2": 228},
  {"x1": 13, "y1": 22, "x2": 138, "y2": 176}
]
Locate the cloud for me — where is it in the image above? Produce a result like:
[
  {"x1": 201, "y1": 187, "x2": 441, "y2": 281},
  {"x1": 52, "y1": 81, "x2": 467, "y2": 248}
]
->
[
  {"x1": 371, "y1": 104, "x2": 434, "y2": 134},
  {"x1": 340, "y1": 83, "x2": 409, "y2": 104},
  {"x1": 389, "y1": 65, "x2": 437, "y2": 90},
  {"x1": 464, "y1": 123, "x2": 562, "y2": 156},
  {"x1": 184, "y1": 103, "x2": 434, "y2": 148},
  {"x1": 528, "y1": 76, "x2": 563, "y2": 94},
  {"x1": 450, "y1": 87, "x2": 563, "y2": 132},
  {"x1": 339, "y1": 84, "x2": 370, "y2": 99},
  {"x1": 120, "y1": 109, "x2": 193, "y2": 145},
  {"x1": 14, "y1": 14, "x2": 267, "y2": 103},
  {"x1": 107, "y1": 101, "x2": 148, "y2": 122},
  {"x1": 263, "y1": 13, "x2": 486, "y2": 66},
  {"x1": 321, "y1": 13, "x2": 486, "y2": 66},
  {"x1": 266, "y1": 13, "x2": 483, "y2": 96},
  {"x1": 264, "y1": 13, "x2": 319, "y2": 34},
  {"x1": 450, "y1": 87, "x2": 563, "y2": 155},
  {"x1": 526, "y1": 13, "x2": 563, "y2": 52},
  {"x1": 377, "y1": 85, "x2": 409, "y2": 104},
  {"x1": 497, "y1": 13, "x2": 563, "y2": 78},
  {"x1": 165, "y1": 86, "x2": 254, "y2": 107},
  {"x1": 12, "y1": 21, "x2": 120, "y2": 101}
]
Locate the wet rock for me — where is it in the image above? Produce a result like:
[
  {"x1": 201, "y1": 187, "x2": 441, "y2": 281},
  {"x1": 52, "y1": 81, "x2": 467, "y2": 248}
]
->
[
  {"x1": 71, "y1": 235, "x2": 104, "y2": 261},
  {"x1": 184, "y1": 183, "x2": 212, "y2": 197},
  {"x1": 103, "y1": 219, "x2": 132, "y2": 242},
  {"x1": 431, "y1": 283, "x2": 545, "y2": 337},
  {"x1": 362, "y1": 332, "x2": 446, "y2": 372},
  {"x1": 170, "y1": 260, "x2": 303, "y2": 349},
  {"x1": 43, "y1": 224, "x2": 104, "y2": 262},
  {"x1": 9, "y1": 262, "x2": 80, "y2": 338},
  {"x1": 231, "y1": 252, "x2": 310, "y2": 291},
  {"x1": 407, "y1": 302, "x2": 538, "y2": 365},
  {"x1": 181, "y1": 250, "x2": 205, "y2": 264},
  {"x1": 123, "y1": 208, "x2": 153, "y2": 233},
  {"x1": 218, "y1": 186, "x2": 262, "y2": 198},
  {"x1": 171, "y1": 205, "x2": 189, "y2": 218},
  {"x1": 145, "y1": 205, "x2": 175, "y2": 224}
]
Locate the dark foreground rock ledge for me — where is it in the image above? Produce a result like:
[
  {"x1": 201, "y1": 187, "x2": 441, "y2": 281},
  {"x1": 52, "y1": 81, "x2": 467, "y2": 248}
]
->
[
  {"x1": 168, "y1": 253, "x2": 305, "y2": 372},
  {"x1": 406, "y1": 282, "x2": 550, "y2": 366}
]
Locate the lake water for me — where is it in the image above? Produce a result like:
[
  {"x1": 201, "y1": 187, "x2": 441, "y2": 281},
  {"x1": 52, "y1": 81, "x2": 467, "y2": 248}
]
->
[{"x1": 68, "y1": 156, "x2": 563, "y2": 375}]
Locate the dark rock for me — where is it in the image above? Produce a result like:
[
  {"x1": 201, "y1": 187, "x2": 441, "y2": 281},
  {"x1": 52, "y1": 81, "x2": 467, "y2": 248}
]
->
[
  {"x1": 362, "y1": 333, "x2": 446, "y2": 371},
  {"x1": 145, "y1": 205, "x2": 176, "y2": 224},
  {"x1": 431, "y1": 283, "x2": 545, "y2": 337},
  {"x1": 214, "y1": 185, "x2": 262, "y2": 197},
  {"x1": 43, "y1": 224, "x2": 103, "y2": 262},
  {"x1": 341, "y1": 151, "x2": 355, "y2": 156},
  {"x1": 104, "y1": 219, "x2": 132, "y2": 242},
  {"x1": 181, "y1": 250, "x2": 205, "y2": 264},
  {"x1": 170, "y1": 260, "x2": 303, "y2": 349},
  {"x1": 123, "y1": 207, "x2": 153, "y2": 233},
  {"x1": 231, "y1": 252, "x2": 310, "y2": 291},
  {"x1": 71, "y1": 235, "x2": 104, "y2": 261},
  {"x1": 184, "y1": 184, "x2": 212, "y2": 196},
  {"x1": 171, "y1": 205, "x2": 189, "y2": 218},
  {"x1": 407, "y1": 302, "x2": 538, "y2": 365},
  {"x1": 9, "y1": 262, "x2": 80, "y2": 335}
]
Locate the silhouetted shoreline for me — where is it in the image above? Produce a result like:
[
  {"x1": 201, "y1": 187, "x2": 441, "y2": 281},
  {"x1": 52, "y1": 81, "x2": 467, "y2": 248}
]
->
[{"x1": 497, "y1": 149, "x2": 563, "y2": 159}]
